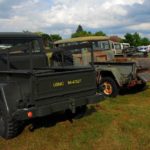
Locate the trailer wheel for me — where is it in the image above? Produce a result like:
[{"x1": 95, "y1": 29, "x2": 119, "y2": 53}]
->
[
  {"x1": 99, "y1": 77, "x2": 119, "y2": 97},
  {"x1": 0, "y1": 102, "x2": 20, "y2": 139}
]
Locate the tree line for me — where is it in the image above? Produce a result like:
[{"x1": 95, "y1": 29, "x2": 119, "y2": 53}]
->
[{"x1": 34, "y1": 25, "x2": 150, "y2": 47}]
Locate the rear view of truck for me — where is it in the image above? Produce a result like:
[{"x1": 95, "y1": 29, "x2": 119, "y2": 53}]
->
[
  {"x1": 0, "y1": 33, "x2": 103, "y2": 139},
  {"x1": 12, "y1": 67, "x2": 101, "y2": 121}
]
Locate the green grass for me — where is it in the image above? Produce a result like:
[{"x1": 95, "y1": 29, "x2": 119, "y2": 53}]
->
[{"x1": 0, "y1": 86, "x2": 150, "y2": 150}]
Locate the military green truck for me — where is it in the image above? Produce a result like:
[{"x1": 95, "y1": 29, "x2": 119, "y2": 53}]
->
[
  {"x1": 0, "y1": 33, "x2": 103, "y2": 139},
  {"x1": 53, "y1": 36, "x2": 150, "y2": 97}
]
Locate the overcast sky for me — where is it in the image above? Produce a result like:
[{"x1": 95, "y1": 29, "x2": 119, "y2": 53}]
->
[{"x1": 0, "y1": 0, "x2": 149, "y2": 38}]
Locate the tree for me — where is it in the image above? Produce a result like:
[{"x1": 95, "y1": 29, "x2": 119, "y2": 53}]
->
[
  {"x1": 34, "y1": 32, "x2": 62, "y2": 47},
  {"x1": 49, "y1": 34, "x2": 62, "y2": 42},
  {"x1": 35, "y1": 32, "x2": 50, "y2": 47},
  {"x1": 71, "y1": 25, "x2": 106, "y2": 38},
  {"x1": 133, "y1": 32, "x2": 141, "y2": 46},
  {"x1": 76, "y1": 25, "x2": 83, "y2": 33},
  {"x1": 123, "y1": 32, "x2": 150, "y2": 46},
  {"x1": 71, "y1": 31, "x2": 92, "y2": 38},
  {"x1": 71, "y1": 25, "x2": 91, "y2": 38},
  {"x1": 141, "y1": 37, "x2": 150, "y2": 45},
  {"x1": 41, "y1": 33, "x2": 50, "y2": 47},
  {"x1": 123, "y1": 33, "x2": 135, "y2": 46},
  {"x1": 94, "y1": 31, "x2": 106, "y2": 36}
]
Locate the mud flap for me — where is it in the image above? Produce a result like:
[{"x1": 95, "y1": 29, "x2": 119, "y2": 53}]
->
[{"x1": 137, "y1": 72, "x2": 150, "y2": 82}]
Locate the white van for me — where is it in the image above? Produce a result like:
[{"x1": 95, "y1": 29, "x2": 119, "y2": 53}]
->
[{"x1": 137, "y1": 46, "x2": 148, "y2": 52}]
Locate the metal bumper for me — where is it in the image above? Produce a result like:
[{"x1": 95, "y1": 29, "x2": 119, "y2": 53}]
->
[{"x1": 13, "y1": 94, "x2": 104, "y2": 121}]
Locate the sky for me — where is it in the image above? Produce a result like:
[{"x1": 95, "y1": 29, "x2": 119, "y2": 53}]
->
[{"x1": 0, "y1": 0, "x2": 150, "y2": 38}]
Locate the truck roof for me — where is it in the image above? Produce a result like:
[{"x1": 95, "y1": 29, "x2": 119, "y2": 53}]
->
[
  {"x1": 0, "y1": 32, "x2": 40, "y2": 38},
  {"x1": 54, "y1": 36, "x2": 110, "y2": 45}
]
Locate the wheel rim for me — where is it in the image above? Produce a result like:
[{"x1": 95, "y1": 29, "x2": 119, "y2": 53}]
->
[
  {"x1": 0, "y1": 109, "x2": 5, "y2": 135},
  {"x1": 102, "y1": 82, "x2": 113, "y2": 95}
]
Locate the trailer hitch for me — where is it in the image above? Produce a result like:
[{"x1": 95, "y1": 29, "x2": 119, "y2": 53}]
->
[{"x1": 69, "y1": 98, "x2": 76, "y2": 114}]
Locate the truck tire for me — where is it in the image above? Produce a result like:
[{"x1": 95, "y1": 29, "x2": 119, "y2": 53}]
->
[
  {"x1": 99, "y1": 77, "x2": 119, "y2": 97},
  {"x1": 0, "y1": 102, "x2": 20, "y2": 139}
]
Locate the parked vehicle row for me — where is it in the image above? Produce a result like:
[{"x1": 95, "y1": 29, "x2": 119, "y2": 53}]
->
[
  {"x1": 53, "y1": 36, "x2": 150, "y2": 97},
  {"x1": 0, "y1": 33, "x2": 149, "y2": 139}
]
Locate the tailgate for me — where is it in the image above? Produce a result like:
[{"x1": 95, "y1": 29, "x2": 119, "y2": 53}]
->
[
  {"x1": 133, "y1": 58, "x2": 150, "y2": 69},
  {"x1": 137, "y1": 71, "x2": 150, "y2": 82},
  {"x1": 33, "y1": 69, "x2": 96, "y2": 100}
]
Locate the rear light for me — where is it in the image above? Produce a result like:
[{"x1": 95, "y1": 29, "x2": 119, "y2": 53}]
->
[{"x1": 27, "y1": 111, "x2": 33, "y2": 118}]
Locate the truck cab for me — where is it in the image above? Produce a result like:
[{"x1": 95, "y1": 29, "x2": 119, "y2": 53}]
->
[
  {"x1": 54, "y1": 36, "x2": 115, "y2": 61},
  {"x1": 0, "y1": 32, "x2": 48, "y2": 70}
]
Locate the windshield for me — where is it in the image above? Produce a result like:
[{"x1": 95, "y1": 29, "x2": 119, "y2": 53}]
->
[
  {"x1": 123, "y1": 44, "x2": 130, "y2": 49},
  {"x1": 114, "y1": 43, "x2": 121, "y2": 50},
  {"x1": 56, "y1": 40, "x2": 111, "y2": 51},
  {"x1": 93, "y1": 41, "x2": 110, "y2": 50},
  {"x1": 0, "y1": 39, "x2": 41, "y2": 54}
]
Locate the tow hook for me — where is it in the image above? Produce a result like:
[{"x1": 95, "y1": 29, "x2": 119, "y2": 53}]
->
[{"x1": 69, "y1": 98, "x2": 76, "y2": 113}]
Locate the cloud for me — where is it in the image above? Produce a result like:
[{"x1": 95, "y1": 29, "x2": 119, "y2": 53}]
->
[
  {"x1": 0, "y1": 0, "x2": 149, "y2": 38},
  {"x1": 128, "y1": 23, "x2": 150, "y2": 31},
  {"x1": 41, "y1": 0, "x2": 128, "y2": 28},
  {"x1": 122, "y1": 0, "x2": 150, "y2": 37},
  {"x1": 0, "y1": 0, "x2": 25, "y2": 18}
]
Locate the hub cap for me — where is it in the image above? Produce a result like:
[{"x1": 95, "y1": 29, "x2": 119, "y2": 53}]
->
[{"x1": 103, "y1": 82, "x2": 113, "y2": 95}]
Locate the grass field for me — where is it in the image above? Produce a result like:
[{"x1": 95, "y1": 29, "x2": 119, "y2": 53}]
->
[{"x1": 0, "y1": 86, "x2": 150, "y2": 150}]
